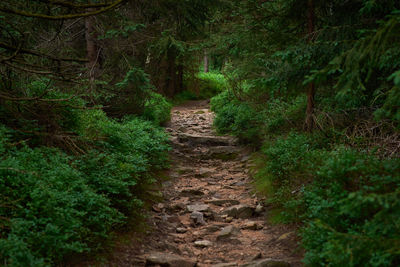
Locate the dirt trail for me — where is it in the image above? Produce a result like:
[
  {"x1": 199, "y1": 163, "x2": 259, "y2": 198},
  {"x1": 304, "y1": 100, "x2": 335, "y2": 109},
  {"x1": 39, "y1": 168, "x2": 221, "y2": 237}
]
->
[{"x1": 106, "y1": 101, "x2": 302, "y2": 267}]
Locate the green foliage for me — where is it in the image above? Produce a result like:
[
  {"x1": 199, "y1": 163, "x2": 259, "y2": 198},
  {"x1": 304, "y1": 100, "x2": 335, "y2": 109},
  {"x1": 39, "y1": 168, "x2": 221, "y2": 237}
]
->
[
  {"x1": 196, "y1": 72, "x2": 228, "y2": 99},
  {"x1": 99, "y1": 23, "x2": 146, "y2": 39},
  {"x1": 255, "y1": 133, "x2": 327, "y2": 221},
  {"x1": 173, "y1": 90, "x2": 201, "y2": 104},
  {"x1": 0, "y1": 110, "x2": 170, "y2": 266},
  {"x1": 211, "y1": 90, "x2": 264, "y2": 143},
  {"x1": 210, "y1": 88, "x2": 234, "y2": 113},
  {"x1": 374, "y1": 71, "x2": 400, "y2": 125},
  {"x1": 263, "y1": 96, "x2": 307, "y2": 135},
  {"x1": 302, "y1": 149, "x2": 400, "y2": 267},
  {"x1": 0, "y1": 145, "x2": 120, "y2": 266},
  {"x1": 174, "y1": 72, "x2": 228, "y2": 103},
  {"x1": 142, "y1": 92, "x2": 172, "y2": 125},
  {"x1": 105, "y1": 67, "x2": 153, "y2": 117}
]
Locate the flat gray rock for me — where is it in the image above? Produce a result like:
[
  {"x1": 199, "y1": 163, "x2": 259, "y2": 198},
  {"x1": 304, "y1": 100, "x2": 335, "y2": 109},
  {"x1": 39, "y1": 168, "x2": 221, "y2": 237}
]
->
[
  {"x1": 190, "y1": 211, "x2": 206, "y2": 225},
  {"x1": 217, "y1": 225, "x2": 240, "y2": 241},
  {"x1": 194, "y1": 240, "x2": 213, "y2": 248},
  {"x1": 222, "y1": 204, "x2": 255, "y2": 219},
  {"x1": 187, "y1": 204, "x2": 210, "y2": 213},
  {"x1": 239, "y1": 258, "x2": 290, "y2": 267},
  {"x1": 206, "y1": 199, "x2": 240, "y2": 206},
  {"x1": 145, "y1": 252, "x2": 196, "y2": 267},
  {"x1": 212, "y1": 263, "x2": 238, "y2": 267},
  {"x1": 241, "y1": 221, "x2": 262, "y2": 230},
  {"x1": 176, "y1": 227, "x2": 187, "y2": 233},
  {"x1": 180, "y1": 188, "x2": 204, "y2": 197},
  {"x1": 205, "y1": 224, "x2": 222, "y2": 233},
  {"x1": 178, "y1": 133, "x2": 238, "y2": 146}
]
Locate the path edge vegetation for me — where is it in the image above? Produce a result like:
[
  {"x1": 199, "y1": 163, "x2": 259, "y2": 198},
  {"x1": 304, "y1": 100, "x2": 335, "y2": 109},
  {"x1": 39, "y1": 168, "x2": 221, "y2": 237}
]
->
[
  {"x1": 209, "y1": 1, "x2": 400, "y2": 266},
  {"x1": 0, "y1": 0, "x2": 399, "y2": 266}
]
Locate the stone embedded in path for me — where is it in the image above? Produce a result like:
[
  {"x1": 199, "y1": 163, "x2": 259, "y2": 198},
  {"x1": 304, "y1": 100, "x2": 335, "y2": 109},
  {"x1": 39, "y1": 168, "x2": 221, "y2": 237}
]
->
[
  {"x1": 206, "y1": 199, "x2": 240, "y2": 206},
  {"x1": 190, "y1": 211, "x2": 206, "y2": 225},
  {"x1": 205, "y1": 146, "x2": 241, "y2": 160},
  {"x1": 212, "y1": 263, "x2": 238, "y2": 267},
  {"x1": 277, "y1": 232, "x2": 295, "y2": 241},
  {"x1": 178, "y1": 133, "x2": 238, "y2": 146},
  {"x1": 194, "y1": 240, "x2": 213, "y2": 248},
  {"x1": 169, "y1": 202, "x2": 186, "y2": 212},
  {"x1": 187, "y1": 204, "x2": 210, "y2": 213},
  {"x1": 205, "y1": 224, "x2": 222, "y2": 233},
  {"x1": 241, "y1": 221, "x2": 263, "y2": 230},
  {"x1": 145, "y1": 252, "x2": 196, "y2": 267},
  {"x1": 197, "y1": 167, "x2": 213, "y2": 177},
  {"x1": 180, "y1": 188, "x2": 204, "y2": 197},
  {"x1": 176, "y1": 227, "x2": 187, "y2": 233},
  {"x1": 216, "y1": 225, "x2": 240, "y2": 241},
  {"x1": 239, "y1": 258, "x2": 290, "y2": 267},
  {"x1": 222, "y1": 204, "x2": 255, "y2": 219},
  {"x1": 225, "y1": 216, "x2": 233, "y2": 223}
]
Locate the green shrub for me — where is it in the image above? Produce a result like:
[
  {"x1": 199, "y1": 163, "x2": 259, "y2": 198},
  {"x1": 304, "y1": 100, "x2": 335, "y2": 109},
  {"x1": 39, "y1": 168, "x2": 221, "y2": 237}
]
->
[
  {"x1": 254, "y1": 133, "x2": 327, "y2": 221},
  {"x1": 172, "y1": 90, "x2": 200, "y2": 104},
  {"x1": 197, "y1": 72, "x2": 228, "y2": 99},
  {"x1": 210, "y1": 89, "x2": 235, "y2": 113},
  {"x1": 302, "y1": 149, "x2": 400, "y2": 266},
  {"x1": 103, "y1": 67, "x2": 153, "y2": 117},
  {"x1": 264, "y1": 96, "x2": 306, "y2": 134},
  {"x1": 211, "y1": 90, "x2": 264, "y2": 143},
  {"x1": 176, "y1": 72, "x2": 228, "y2": 103},
  {"x1": 0, "y1": 78, "x2": 87, "y2": 147},
  {"x1": 0, "y1": 145, "x2": 121, "y2": 266},
  {"x1": 0, "y1": 111, "x2": 170, "y2": 266},
  {"x1": 142, "y1": 92, "x2": 172, "y2": 125}
]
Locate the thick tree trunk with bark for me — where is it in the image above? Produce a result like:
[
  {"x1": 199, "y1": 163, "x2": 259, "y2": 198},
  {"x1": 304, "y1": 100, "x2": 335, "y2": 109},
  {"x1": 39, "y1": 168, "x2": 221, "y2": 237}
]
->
[
  {"x1": 305, "y1": 0, "x2": 316, "y2": 131},
  {"x1": 85, "y1": 14, "x2": 99, "y2": 85},
  {"x1": 176, "y1": 64, "x2": 184, "y2": 94},
  {"x1": 166, "y1": 50, "x2": 176, "y2": 97},
  {"x1": 204, "y1": 51, "x2": 209, "y2": 73}
]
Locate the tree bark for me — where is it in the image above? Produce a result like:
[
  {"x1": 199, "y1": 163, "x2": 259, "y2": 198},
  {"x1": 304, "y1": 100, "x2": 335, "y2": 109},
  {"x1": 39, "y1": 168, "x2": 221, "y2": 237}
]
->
[
  {"x1": 85, "y1": 13, "x2": 99, "y2": 86},
  {"x1": 203, "y1": 51, "x2": 209, "y2": 73},
  {"x1": 166, "y1": 50, "x2": 176, "y2": 97},
  {"x1": 176, "y1": 64, "x2": 184, "y2": 94},
  {"x1": 305, "y1": 0, "x2": 315, "y2": 131}
]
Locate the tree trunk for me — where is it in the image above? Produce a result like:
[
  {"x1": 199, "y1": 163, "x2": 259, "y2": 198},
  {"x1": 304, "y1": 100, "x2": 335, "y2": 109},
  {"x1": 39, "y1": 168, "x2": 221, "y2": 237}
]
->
[
  {"x1": 203, "y1": 51, "x2": 209, "y2": 73},
  {"x1": 305, "y1": 83, "x2": 315, "y2": 131},
  {"x1": 305, "y1": 0, "x2": 315, "y2": 131},
  {"x1": 166, "y1": 50, "x2": 176, "y2": 97},
  {"x1": 176, "y1": 64, "x2": 184, "y2": 94},
  {"x1": 85, "y1": 14, "x2": 99, "y2": 87}
]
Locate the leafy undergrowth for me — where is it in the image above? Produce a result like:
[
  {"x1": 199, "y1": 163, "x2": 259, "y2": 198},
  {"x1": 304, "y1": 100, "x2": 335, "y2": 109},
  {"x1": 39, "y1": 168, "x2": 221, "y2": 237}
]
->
[
  {"x1": 211, "y1": 90, "x2": 400, "y2": 266},
  {"x1": 0, "y1": 108, "x2": 170, "y2": 266},
  {"x1": 174, "y1": 72, "x2": 228, "y2": 103}
]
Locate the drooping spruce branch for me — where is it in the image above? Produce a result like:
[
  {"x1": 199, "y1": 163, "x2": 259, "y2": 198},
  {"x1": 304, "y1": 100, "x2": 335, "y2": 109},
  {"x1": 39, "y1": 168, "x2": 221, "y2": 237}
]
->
[
  {"x1": 0, "y1": 0, "x2": 126, "y2": 20},
  {"x1": 0, "y1": 41, "x2": 87, "y2": 62}
]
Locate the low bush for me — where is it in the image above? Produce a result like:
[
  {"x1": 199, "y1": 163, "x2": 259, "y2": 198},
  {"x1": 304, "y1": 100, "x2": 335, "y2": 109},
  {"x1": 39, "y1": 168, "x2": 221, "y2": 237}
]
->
[
  {"x1": 175, "y1": 72, "x2": 229, "y2": 103},
  {"x1": 0, "y1": 109, "x2": 170, "y2": 266},
  {"x1": 142, "y1": 92, "x2": 172, "y2": 125},
  {"x1": 263, "y1": 96, "x2": 306, "y2": 135},
  {"x1": 302, "y1": 149, "x2": 400, "y2": 266},
  {"x1": 211, "y1": 90, "x2": 264, "y2": 143},
  {"x1": 197, "y1": 72, "x2": 228, "y2": 99},
  {"x1": 212, "y1": 85, "x2": 400, "y2": 265},
  {"x1": 254, "y1": 133, "x2": 327, "y2": 221}
]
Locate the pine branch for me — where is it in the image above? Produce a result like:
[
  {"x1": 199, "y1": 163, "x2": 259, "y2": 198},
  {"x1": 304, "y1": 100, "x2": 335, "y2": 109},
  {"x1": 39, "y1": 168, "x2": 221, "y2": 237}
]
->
[
  {"x1": 0, "y1": 41, "x2": 88, "y2": 62},
  {"x1": 0, "y1": 0, "x2": 126, "y2": 20}
]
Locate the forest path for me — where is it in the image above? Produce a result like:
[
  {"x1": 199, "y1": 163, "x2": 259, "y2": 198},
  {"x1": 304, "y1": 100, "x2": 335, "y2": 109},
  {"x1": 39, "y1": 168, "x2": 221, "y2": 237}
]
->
[{"x1": 108, "y1": 100, "x2": 302, "y2": 267}]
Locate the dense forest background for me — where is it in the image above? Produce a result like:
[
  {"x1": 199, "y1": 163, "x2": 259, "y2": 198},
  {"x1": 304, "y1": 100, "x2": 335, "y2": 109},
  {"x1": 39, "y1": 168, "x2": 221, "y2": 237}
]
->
[{"x1": 0, "y1": 0, "x2": 399, "y2": 266}]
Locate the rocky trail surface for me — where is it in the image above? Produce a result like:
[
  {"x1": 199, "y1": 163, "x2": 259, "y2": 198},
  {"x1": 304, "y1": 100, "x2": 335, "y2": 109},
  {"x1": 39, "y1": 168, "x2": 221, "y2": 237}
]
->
[{"x1": 105, "y1": 101, "x2": 302, "y2": 267}]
